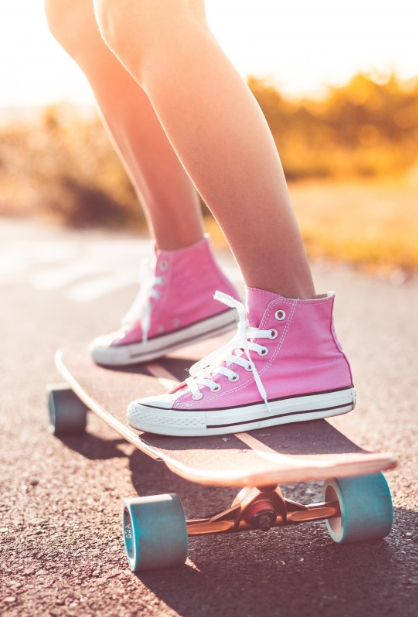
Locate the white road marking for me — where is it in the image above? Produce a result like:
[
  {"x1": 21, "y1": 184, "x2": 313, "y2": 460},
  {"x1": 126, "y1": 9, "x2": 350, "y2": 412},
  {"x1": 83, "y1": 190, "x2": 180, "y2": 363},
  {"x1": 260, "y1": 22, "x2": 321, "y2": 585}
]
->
[
  {"x1": 145, "y1": 362, "x2": 179, "y2": 390},
  {"x1": 233, "y1": 431, "x2": 281, "y2": 456},
  {"x1": 0, "y1": 237, "x2": 242, "y2": 302},
  {"x1": 68, "y1": 268, "x2": 138, "y2": 302},
  {"x1": 24, "y1": 243, "x2": 78, "y2": 263},
  {"x1": 32, "y1": 261, "x2": 118, "y2": 290}
]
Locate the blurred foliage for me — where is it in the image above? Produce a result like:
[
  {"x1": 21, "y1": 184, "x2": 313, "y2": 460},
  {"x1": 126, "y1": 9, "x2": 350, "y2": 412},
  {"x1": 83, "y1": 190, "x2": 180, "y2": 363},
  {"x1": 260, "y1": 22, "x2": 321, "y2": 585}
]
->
[
  {"x1": 0, "y1": 71, "x2": 417, "y2": 242},
  {"x1": 0, "y1": 104, "x2": 140, "y2": 228},
  {"x1": 249, "y1": 72, "x2": 418, "y2": 180}
]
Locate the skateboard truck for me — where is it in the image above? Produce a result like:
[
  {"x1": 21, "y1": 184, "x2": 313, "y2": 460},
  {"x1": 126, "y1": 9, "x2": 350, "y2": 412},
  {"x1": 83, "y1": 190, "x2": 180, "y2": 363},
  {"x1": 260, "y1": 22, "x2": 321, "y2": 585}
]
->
[
  {"x1": 122, "y1": 473, "x2": 394, "y2": 571},
  {"x1": 186, "y1": 485, "x2": 340, "y2": 536}
]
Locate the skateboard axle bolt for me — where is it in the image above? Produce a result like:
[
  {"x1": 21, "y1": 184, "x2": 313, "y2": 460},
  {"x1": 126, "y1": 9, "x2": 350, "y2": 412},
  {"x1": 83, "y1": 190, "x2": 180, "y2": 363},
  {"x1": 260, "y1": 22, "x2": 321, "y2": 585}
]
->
[
  {"x1": 250, "y1": 510, "x2": 277, "y2": 531},
  {"x1": 245, "y1": 500, "x2": 278, "y2": 531}
]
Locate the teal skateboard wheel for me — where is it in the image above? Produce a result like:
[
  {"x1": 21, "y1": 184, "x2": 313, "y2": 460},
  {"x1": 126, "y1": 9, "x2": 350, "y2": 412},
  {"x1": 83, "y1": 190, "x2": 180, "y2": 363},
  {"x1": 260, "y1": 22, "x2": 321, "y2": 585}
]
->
[
  {"x1": 122, "y1": 494, "x2": 188, "y2": 571},
  {"x1": 47, "y1": 383, "x2": 88, "y2": 436},
  {"x1": 322, "y1": 472, "x2": 393, "y2": 543}
]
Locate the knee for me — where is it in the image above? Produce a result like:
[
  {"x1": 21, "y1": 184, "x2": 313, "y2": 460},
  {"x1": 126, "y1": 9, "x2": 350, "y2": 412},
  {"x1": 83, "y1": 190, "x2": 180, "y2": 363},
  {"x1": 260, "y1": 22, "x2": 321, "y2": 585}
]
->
[
  {"x1": 93, "y1": 0, "x2": 172, "y2": 56},
  {"x1": 93, "y1": 0, "x2": 205, "y2": 80},
  {"x1": 44, "y1": 0, "x2": 96, "y2": 56}
]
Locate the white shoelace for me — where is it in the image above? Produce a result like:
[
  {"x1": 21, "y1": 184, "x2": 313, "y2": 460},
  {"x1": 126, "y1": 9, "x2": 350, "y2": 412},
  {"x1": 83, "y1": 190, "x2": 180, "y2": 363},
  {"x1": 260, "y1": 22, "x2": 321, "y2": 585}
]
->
[
  {"x1": 185, "y1": 291, "x2": 274, "y2": 413},
  {"x1": 121, "y1": 259, "x2": 164, "y2": 343}
]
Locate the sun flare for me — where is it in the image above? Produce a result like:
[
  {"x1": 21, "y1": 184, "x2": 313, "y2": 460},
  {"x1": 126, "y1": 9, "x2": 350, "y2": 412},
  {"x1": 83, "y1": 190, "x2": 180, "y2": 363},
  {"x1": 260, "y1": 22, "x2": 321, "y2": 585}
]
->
[{"x1": 0, "y1": 0, "x2": 417, "y2": 107}]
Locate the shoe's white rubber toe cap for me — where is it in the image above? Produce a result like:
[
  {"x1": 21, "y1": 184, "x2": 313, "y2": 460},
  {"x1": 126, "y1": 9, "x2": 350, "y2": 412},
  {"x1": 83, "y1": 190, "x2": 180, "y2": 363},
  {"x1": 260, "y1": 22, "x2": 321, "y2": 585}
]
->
[
  {"x1": 89, "y1": 334, "x2": 131, "y2": 366},
  {"x1": 127, "y1": 396, "x2": 208, "y2": 436},
  {"x1": 126, "y1": 387, "x2": 356, "y2": 437},
  {"x1": 134, "y1": 394, "x2": 174, "y2": 410}
]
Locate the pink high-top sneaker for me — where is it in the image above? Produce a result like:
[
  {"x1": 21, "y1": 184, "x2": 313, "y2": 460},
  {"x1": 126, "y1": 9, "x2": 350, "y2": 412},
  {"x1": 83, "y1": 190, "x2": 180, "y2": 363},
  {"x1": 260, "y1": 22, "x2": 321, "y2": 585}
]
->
[
  {"x1": 127, "y1": 286, "x2": 356, "y2": 436},
  {"x1": 90, "y1": 236, "x2": 240, "y2": 366}
]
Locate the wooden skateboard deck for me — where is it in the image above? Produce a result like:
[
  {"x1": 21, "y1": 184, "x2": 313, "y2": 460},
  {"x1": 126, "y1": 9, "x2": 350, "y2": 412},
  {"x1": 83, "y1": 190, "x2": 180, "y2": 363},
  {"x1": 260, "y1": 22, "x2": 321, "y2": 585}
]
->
[{"x1": 54, "y1": 338, "x2": 397, "y2": 488}]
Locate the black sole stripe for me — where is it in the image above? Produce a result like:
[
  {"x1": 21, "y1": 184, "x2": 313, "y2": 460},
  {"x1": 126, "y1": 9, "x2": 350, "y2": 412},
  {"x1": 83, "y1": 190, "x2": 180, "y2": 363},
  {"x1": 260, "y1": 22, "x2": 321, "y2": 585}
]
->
[
  {"x1": 141, "y1": 385, "x2": 354, "y2": 412},
  {"x1": 130, "y1": 315, "x2": 237, "y2": 359},
  {"x1": 119, "y1": 308, "x2": 235, "y2": 350},
  {"x1": 206, "y1": 401, "x2": 353, "y2": 429}
]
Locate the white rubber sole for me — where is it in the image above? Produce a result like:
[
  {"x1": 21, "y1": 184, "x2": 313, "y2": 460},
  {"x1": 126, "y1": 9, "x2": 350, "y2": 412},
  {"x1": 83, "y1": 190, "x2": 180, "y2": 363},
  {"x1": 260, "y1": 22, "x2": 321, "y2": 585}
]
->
[
  {"x1": 127, "y1": 387, "x2": 356, "y2": 437},
  {"x1": 90, "y1": 309, "x2": 237, "y2": 366}
]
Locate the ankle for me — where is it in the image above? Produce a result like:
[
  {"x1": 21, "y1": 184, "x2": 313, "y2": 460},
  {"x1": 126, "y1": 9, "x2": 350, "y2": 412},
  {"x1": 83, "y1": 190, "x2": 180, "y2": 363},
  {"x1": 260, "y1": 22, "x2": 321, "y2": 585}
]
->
[
  {"x1": 246, "y1": 282, "x2": 317, "y2": 301},
  {"x1": 156, "y1": 234, "x2": 206, "y2": 254}
]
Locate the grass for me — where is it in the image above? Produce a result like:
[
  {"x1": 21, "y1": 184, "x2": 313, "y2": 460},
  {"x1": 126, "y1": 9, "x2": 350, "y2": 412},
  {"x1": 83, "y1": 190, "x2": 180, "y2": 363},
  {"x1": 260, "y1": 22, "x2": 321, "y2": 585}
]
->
[
  {"x1": 205, "y1": 176, "x2": 418, "y2": 275},
  {"x1": 295, "y1": 178, "x2": 418, "y2": 274}
]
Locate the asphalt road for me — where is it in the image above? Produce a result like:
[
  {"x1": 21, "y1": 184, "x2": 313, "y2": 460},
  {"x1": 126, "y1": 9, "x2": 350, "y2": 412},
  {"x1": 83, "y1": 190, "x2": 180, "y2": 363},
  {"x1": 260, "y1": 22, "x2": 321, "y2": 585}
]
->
[{"x1": 1, "y1": 218, "x2": 417, "y2": 617}]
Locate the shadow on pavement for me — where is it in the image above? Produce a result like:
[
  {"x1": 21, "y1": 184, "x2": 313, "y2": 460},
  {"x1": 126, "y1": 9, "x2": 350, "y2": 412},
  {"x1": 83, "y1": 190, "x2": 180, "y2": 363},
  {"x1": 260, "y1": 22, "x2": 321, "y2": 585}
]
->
[
  {"x1": 58, "y1": 432, "x2": 127, "y2": 461},
  {"x1": 127, "y1": 450, "x2": 418, "y2": 617}
]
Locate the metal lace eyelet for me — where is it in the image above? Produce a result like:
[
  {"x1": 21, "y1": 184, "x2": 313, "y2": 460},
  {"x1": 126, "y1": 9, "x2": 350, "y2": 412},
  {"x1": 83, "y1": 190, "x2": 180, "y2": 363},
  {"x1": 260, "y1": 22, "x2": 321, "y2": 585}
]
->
[
  {"x1": 192, "y1": 392, "x2": 203, "y2": 401},
  {"x1": 244, "y1": 364, "x2": 253, "y2": 371},
  {"x1": 269, "y1": 328, "x2": 278, "y2": 339},
  {"x1": 275, "y1": 310, "x2": 286, "y2": 321},
  {"x1": 258, "y1": 347, "x2": 268, "y2": 356},
  {"x1": 160, "y1": 260, "x2": 168, "y2": 271},
  {"x1": 228, "y1": 374, "x2": 239, "y2": 382},
  {"x1": 210, "y1": 384, "x2": 222, "y2": 393}
]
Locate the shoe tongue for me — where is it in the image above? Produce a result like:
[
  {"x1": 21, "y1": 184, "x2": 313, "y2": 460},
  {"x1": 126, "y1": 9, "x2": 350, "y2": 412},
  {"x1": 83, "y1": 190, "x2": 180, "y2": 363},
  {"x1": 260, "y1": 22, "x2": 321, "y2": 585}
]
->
[{"x1": 245, "y1": 286, "x2": 279, "y2": 328}]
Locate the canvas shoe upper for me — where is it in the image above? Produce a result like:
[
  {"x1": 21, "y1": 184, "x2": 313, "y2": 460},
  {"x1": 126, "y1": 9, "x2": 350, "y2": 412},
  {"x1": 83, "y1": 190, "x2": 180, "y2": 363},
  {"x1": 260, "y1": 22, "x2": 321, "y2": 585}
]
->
[
  {"x1": 127, "y1": 286, "x2": 356, "y2": 436},
  {"x1": 90, "y1": 236, "x2": 240, "y2": 366}
]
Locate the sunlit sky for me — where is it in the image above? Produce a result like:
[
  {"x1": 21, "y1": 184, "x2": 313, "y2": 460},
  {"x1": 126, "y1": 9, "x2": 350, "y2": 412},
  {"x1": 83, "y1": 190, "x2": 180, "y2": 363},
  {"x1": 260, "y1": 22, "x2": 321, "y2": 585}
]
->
[{"x1": 1, "y1": 0, "x2": 417, "y2": 107}]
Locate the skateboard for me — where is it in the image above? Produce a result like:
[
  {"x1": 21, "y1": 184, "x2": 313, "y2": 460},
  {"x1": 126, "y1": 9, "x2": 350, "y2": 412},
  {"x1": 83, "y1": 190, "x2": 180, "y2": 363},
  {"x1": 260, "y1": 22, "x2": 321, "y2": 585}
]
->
[{"x1": 47, "y1": 337, "x2": 397, "y2": 572}]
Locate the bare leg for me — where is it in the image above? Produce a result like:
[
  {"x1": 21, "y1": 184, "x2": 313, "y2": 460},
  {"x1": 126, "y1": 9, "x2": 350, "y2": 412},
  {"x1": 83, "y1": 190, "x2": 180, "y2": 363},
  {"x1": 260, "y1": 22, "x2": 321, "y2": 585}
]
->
[
  {"x1": 93, "y1": 0, "x2": 315, "y2": 298},
  {"x1": 45, "y1": 0, "x2": 204, "y2": 250}
]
